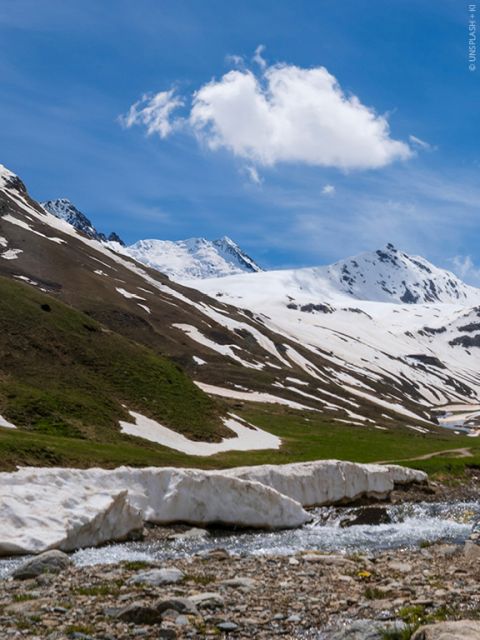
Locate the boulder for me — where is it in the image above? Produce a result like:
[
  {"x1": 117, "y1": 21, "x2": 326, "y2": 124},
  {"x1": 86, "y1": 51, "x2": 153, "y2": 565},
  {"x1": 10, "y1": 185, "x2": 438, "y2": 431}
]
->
[
  {"x1": 463, "y1": 541, "x2": 480, "y2": 562},
  {"x1": 188, "y1": 592, "x2": 225, "y2": 609},
  {"x1": 128, "y1": 567, "x2": 184, "y2": 586},
  {"x1": 12, "y1": 550, "x2": 72, "y2": 580},
  {"x1": 115, "y1": 601, "x2": 163, "y2": 625},
  {"x1": 411, "y1": 620, "x2": 480, "y2": 639},
  {"x1": 331, "y1": 620, "x2": 409, "y2": 639},
  {"x1": 155, "y1": 597, "x2": 197, "y2": 615}
]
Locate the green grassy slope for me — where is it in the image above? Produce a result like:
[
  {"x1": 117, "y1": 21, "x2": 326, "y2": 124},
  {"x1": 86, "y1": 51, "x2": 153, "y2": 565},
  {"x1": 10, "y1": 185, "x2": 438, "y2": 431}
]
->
[
  {"x1": 0, "y1": 276, "x2": 226, "y2": 442},
  {"x1": 1, "y1": 397, "x2": 479, "y2": 476},
  {"x1": 1, "y1": 277, "x2": 478, "y2": 477}
]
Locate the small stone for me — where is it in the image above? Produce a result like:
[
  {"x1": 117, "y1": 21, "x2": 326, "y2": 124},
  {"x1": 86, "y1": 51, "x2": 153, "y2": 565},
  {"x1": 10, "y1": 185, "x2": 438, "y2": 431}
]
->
[
  {"x1": 12, "y1": 550, "x2": 72, "y2": 580},
  {"x1": 175, "y1": 614, "x2": 190, "y2": 626},
  {"x1": 217, "y1": 622, "x2": 238, "y2": 631},
  {"x1": 388, "y1": 561, "x2": 412, "y2": 574},
  {"x1": 219, "y1": 577, "x2": 257, "y2": 590},
  {"x1": 168, "y1": 528, "x2": 209, "y2": 541},
  {"x1": 204, "y1": 548, "x2": 230, "y2": 561},
  {"x1": 52, "y1": 606, "x2": 69, "y2": 614},
  {"x1": 287, "y1": 614, "x2": 301, "y2": 622}
]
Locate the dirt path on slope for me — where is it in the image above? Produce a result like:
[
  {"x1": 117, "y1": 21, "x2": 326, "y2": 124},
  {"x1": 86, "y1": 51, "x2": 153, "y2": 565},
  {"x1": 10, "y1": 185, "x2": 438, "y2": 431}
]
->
[{"x1": 375, "y1": 447, "x2": 473, "y2": 465}]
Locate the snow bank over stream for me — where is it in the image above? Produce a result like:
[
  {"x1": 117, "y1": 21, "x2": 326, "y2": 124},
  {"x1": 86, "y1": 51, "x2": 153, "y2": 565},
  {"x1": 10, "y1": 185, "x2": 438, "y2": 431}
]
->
[{"x1": 0, "y1": 462, "x2": 427, "y2": 556}]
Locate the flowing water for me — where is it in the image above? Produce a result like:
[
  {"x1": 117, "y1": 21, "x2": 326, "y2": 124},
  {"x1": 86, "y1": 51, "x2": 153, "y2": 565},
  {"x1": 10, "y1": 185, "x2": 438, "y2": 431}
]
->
[{"x1": 1, "y1": 500, "x2": 478, "y2": 578}]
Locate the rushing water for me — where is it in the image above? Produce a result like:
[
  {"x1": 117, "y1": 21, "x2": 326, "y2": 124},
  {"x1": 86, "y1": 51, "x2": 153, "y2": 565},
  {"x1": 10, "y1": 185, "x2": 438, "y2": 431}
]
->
[{"x1": 1, "y1": 500, "x2": 477, "y2": 579}]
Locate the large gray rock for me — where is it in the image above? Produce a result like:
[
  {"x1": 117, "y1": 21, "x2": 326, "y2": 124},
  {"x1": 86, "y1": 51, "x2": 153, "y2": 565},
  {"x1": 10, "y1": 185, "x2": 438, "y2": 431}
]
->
[
  {"x1": 115, "y1": 601, "x2": 163, "y2": 624},
  {"x1": 464, "y1": 541, "x2": 480, "y2": 562},
  {"x1": 331, "y1": 620, "x2": 406, "y2": 639},
  {"x1": 411, "y1": 620, "x2": 480, "y2": 640},
  {"x1": 12, "y1": 550, "x2": 72, "y2": 580},
  {"x1": 155, "y1": 597, "x2": 197, "y2": 615},
  {"x1": 115, "y1": 597, "x2": 196, "y2": 624},
  {"x1": 128, "y1": 567, "x2": 184, "y2": 586},
  {"x1": 188, "y1": 591, "x2": 224, "y2": 609}
]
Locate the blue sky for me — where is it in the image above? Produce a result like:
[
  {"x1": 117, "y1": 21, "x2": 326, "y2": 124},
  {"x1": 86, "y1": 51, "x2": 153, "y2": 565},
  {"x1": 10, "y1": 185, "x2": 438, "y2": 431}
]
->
[{"x1": 1, "y1": 0, "x2": 479, "y2": 280}]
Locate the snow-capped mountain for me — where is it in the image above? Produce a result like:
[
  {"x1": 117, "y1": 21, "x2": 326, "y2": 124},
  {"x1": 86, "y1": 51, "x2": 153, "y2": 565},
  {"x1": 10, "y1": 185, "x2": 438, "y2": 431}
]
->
[
  {"x1": 325, "y1": 243, "x2": 479, "y2": 304},
  {"x1": 195, "y1": 243, "x2": 480, "y2": 308},
  {"x1": 41, "y1": 196, "x2": 260, "y2": 280},
  {"x1": 124, "y1": 236, "x2": 261, "y2": 280},
  {"x1": 2, "y1": 160, "x2": 480, "y2": 440},
  {"x1": 41, "y1": 198, "x2": 124, "y2": 246}
]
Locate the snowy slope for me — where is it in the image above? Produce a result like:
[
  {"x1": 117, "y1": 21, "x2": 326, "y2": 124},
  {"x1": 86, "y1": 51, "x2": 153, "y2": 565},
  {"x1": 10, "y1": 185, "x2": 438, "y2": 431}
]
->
[
  {"x1": 42, "y1": 198, "x2": 124, "y2": 245},
  {"x1": 124, "y1": 236, "x2": 262, "y2": 280},
  {"x1": 2, "y1": 160, "x2": 480, "y2": 437},
  {"x1": 194, "y1": 244, "x2": 480, "y2": 307}
]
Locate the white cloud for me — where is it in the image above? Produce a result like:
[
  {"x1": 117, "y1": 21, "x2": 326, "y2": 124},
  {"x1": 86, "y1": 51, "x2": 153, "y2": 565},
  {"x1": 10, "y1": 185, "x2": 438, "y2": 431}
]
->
[
  {"x1": 252, "y1": 44, "x2": 267, "y2": 70},
  {"x1": 409, "y1": 134, "x2": 433, "y2": 150},
  {"x1": 122, "y1": 52, "x2": 412, "y2": 172},
  {"x1": 190, "y1": 64, "x2": 411, "y2": 170},
  {"x1": 225, "y1": 54, "x2": 244, "y2": 67},
  {"x1": 322, "y1": 184, "x2": 335, "y2": 195},
  {"x1": 245, "y1": 165, "x2": 262, "y2": 185},
  {"x1": 120, "y1": 89, "x2": 183, "y2": 138},
  {"x1": 451, "y1": 255, "x2": 480, "y2": 284}
]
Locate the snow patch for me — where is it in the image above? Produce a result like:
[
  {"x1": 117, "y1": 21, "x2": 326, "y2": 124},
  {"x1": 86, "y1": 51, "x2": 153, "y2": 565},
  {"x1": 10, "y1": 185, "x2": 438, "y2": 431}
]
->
[
  {"x1": 0, "y1": 415, "x2": 16, "y2": 429},
  {"x1": 119, "y1": 411, "x2": 280, "y2": 455},
  {"x1": 137, "y1": 304, "x2": 151, "y2": 314},
  {"x1": 2, "y1": 213, "x2": 64, "y2": 244},
  {"x1": 1, "y1": 248, "x2": 22, "y2": 260},
  {"x1": 116, "y1": 287, "x2": 146, "y2": 301},
  {"x1": 195, "y1": 381, "x2": 317, "y2": 411}
]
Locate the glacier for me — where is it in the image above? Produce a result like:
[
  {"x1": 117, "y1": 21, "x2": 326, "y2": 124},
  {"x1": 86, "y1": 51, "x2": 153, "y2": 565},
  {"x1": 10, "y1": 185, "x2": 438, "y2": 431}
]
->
[{"x1": 0, "y1": 461, "x2": 426, "y2": 556}]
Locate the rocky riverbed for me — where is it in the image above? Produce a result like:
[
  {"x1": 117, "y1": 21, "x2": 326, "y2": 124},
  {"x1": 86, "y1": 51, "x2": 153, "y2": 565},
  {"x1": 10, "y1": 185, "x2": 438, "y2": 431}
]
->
[
  {"x1": 1, "y1": 473, "x2": 479, "y2": 639},
  {"x1": 1, "y1": 538, "x2": 480, "y2": 639}
]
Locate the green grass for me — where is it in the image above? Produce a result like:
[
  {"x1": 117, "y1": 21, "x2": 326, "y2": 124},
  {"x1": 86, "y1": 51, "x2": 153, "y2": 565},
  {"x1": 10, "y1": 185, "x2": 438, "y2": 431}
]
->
[
  {"x1": 1, "y1": 276, "x2": 480, "y2": 476},
  {"x1": 0, "y1": 276, "x2": 225, "y2": 443},
  {"x1": 1, "y1": 400, "x2": 480, "y2": 475}
]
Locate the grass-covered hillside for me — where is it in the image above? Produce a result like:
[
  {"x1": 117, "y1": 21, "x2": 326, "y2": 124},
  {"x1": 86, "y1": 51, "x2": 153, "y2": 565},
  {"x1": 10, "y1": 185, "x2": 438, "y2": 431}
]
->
[{"x1": 0, "y1": 276, "x2": 226, "y2": 445}]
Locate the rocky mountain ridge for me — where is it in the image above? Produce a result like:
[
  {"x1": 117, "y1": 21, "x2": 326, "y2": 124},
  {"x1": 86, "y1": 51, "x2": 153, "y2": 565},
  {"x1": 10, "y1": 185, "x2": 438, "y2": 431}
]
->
[{"x1": 41, "y1": 198, "x2": 125, "y2": 245}]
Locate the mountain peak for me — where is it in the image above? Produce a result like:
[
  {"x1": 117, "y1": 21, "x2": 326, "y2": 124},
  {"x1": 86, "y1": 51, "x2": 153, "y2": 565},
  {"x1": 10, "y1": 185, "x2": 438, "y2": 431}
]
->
[
  {"x1": 125, "y1": 235, "x2": 262, "y2": 280},
  {"x1": 325, "y1": 245, "x2": 477, "y2": 304},
  {"x1": 0, "y1": 164, "x2": 27, "y2": 194},
  {"x1": 41, "y1": 198, "x2": 124, "y2": 246}
]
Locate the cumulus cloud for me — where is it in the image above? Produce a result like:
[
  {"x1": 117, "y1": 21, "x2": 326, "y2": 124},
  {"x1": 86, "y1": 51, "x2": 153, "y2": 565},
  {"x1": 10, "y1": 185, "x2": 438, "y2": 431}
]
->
[
  {"x1": 120, "y1": 89, "x2": 183, "y2": 138},
  {"x1": 191, "y1": 64, "x2": 411, "y2": 170},
  {"x1": 322, "y1": 184, "x2": 335, "y2": 195},
  {"x1": 121, "y1": 52, "x2": 412, "y2": 171}
]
